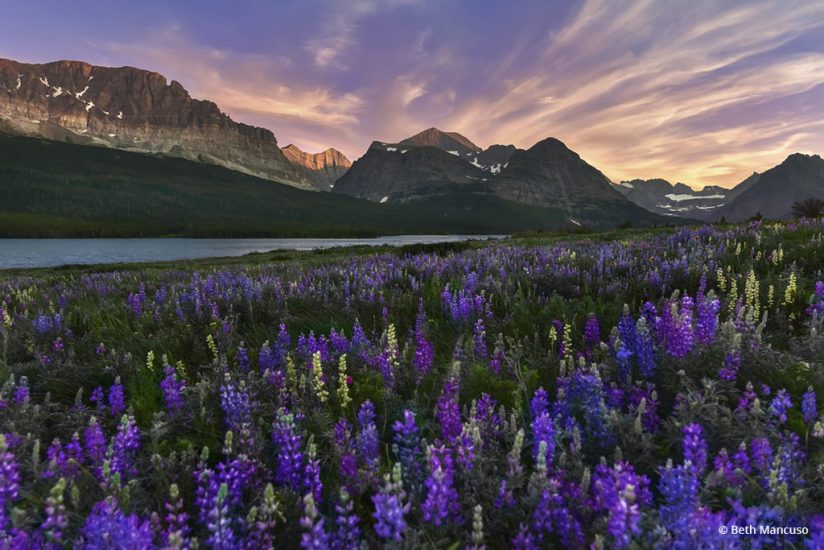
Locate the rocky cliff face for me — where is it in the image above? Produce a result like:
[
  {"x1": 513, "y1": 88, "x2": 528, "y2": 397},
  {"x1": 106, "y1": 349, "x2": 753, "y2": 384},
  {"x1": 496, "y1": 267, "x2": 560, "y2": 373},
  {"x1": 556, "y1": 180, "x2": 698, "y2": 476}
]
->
[
  {"x1": 0, "y1": 58, "x2": 312, "y2": 189},
  {"x1": 281, "y1": 144, "x2": 351, "y2": 190},
  {"x1": 332, "y1": 141, "x2": 489, "y2": 202}
]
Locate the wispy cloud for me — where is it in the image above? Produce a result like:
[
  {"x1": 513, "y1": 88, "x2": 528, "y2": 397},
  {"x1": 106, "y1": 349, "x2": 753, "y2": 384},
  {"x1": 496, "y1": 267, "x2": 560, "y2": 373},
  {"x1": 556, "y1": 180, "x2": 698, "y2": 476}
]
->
[{"x1": 436, "y1": 0, "x2": 824, "y2": 187}]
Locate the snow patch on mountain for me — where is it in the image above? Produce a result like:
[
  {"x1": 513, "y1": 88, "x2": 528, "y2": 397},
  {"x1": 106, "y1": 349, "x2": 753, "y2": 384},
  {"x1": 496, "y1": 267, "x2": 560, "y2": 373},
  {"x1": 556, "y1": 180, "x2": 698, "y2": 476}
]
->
[{"x1": 665, "y1": 193, "x2": 726, "y2": 202}]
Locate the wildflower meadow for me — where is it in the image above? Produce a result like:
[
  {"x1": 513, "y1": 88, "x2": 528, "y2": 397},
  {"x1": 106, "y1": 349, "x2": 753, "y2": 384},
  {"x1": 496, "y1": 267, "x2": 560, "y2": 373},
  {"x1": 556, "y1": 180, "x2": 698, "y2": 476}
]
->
[{"x1": 1, "y1": 221, "x2": 824, "y2": 548}]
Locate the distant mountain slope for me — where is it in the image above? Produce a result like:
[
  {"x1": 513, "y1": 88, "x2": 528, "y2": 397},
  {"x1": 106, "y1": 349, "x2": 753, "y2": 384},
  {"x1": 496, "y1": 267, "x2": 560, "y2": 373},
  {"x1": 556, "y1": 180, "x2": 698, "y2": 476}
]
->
[
  {"x1": 399, "y1": 127, "x2": 482, "y2": 158},
  {"x1": 717, "y1": 153, "x2": 824, "y2": 221},
  {"x1": 0, "y1": 132, "x2": 603, "y2": 236},
  {"x1": 0, "y1": 57, "x2": 312, "y2": 189},
  {"x1": 281, "y1": 144, "x2": 351, "y2": 190},
  {"x1": 332, "y1": 141, "x2": 490, "y2": 202},
  {"x1": 614, "y1": 179, "x2": 731, "y2": 220}
]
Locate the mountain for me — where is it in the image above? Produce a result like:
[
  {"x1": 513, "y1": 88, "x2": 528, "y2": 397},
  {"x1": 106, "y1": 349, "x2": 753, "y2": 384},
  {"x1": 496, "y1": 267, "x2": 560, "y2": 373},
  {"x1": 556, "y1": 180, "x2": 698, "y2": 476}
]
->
[
  {"x1": 490, "y1": 137, "x2": 665, "y2": 226},
  {"x1": 0, "y1": 58, "x2": 312, "y2": 189},
  {"x1": 717, "y1": 153, "x2": 824, "y2": 221},
  {"x1": 281, "y1": 144, "x2": 351, "y2": 190},
  {"x1": 332, "y1": 140, "x2": 491, "y2": 202},
  {"x1": 0, "y1": 131, "x2": 595, "y2": 237},
  {"x1": 614, "y1": 178, "x2": 731, "y2": 220},
  {"x1": 471, "y1": 144, "x2": 518, "y2": 174},
  {"x1": 399, "y1": 127, "x2": 482, "y2": 158},
  {"x1": 334, "y1": 133, "x2": 672, "y2": 228}
]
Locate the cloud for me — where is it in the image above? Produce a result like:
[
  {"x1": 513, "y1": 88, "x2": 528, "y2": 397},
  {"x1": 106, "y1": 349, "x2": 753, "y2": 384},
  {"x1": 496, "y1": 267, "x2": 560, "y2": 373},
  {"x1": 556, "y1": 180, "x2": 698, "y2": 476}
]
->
[
  {"x1": 24, "y1": 0, "x2": 823, "y2": 180},
  {"x1": 436, "y1": 0, "x2": 824, "y2": 187}
]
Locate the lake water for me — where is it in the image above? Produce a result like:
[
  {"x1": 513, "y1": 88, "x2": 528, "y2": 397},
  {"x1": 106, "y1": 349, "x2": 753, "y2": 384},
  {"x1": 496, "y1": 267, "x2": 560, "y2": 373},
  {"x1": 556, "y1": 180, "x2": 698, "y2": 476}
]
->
[{"x1": 0, "y1": 235, "x2": 503, "y2": 269}]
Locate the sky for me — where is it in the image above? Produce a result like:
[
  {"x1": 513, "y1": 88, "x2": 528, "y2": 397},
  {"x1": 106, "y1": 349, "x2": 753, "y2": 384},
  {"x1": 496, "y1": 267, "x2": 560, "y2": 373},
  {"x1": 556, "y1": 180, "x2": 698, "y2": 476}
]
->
[{"x1": 1, "y1": 0, "x2": 824, "y2": 189}]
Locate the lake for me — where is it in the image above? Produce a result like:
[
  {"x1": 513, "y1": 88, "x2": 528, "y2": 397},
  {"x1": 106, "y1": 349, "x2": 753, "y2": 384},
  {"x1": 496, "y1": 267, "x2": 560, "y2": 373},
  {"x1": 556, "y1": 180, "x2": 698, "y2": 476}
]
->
[{"x1": 0, "y1": 235, "x2": 504, "y2": 269}]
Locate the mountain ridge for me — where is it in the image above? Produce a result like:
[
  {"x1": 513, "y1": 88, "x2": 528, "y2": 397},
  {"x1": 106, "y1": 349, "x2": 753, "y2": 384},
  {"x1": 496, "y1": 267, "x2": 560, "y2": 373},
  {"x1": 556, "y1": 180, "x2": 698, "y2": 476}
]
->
[{"x1": 0, "y1": 57, "x2": 312, "y2": 189}]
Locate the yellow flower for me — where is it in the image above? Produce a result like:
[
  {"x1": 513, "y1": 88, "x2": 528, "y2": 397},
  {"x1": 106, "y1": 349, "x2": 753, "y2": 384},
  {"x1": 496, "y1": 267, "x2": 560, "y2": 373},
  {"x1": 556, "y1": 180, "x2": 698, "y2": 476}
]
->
[
  {"x1": 337, "y1": 354, "x2": 351, "y2": 410},
  {"x1": 206, "y1": 334, "x2": 219, "y2": 362},
  {"x1": 785, "y1": 272, "x2": 797, "y2": 305},
  {"x1": 312, "y1": 351, "x2": 328, "y2": 403}
]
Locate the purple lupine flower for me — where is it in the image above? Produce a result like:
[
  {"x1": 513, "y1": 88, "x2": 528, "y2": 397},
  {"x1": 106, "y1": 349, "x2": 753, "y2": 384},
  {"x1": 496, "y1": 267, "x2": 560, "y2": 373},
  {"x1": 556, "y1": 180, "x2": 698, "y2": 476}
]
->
[
  {"x1": 235, "y1": 343, "x2": 250, "y2": 372},
  {"x1": 695, "y1": 295, "x2": 721, "y2": 345},
  {"x1": 84, "y1": 417, "x2": 106, "y2": 479},
  {"x1": 736, "y1": 382, "x2": 757, "y2": 415},
  {"x1": 774, "y1": 433, "x2": 805, "y2": 490},
  {"x1": 12, "y1": 377, "x2": 29, "y2": 405},
  {"x1": 664, "y1": 296, "x2": 695, "y2": 359},
  {"x1": 272, "y1": 408, "x2": 304, "y2": 492},
  {"x1": 258, "y1": 341, "x2": 276, "y2": 374},
  {"x1": 422, "y1": 444, "x2": 461, "y2": 526},
  {"x1": 584, "y1": 313, "x2": 601, "y2": 357},
  {"x1": 616, "y1": 343, "x2": 633, "y2": 386},
  {"x1": 160, "y1": 364, "x2": 186, "y2": 415},
  {"x1": 412, "y1": 316, "x2": 434, "y2": 377},
  {"x1": 807, "y1": 281, "x2": 824, "y2": 318},
  {"x1": 682, "y1": 423, "x2": 707, "y2": 475},
  {"x1": 393, "y1": 410, "x2": 423, "y2": 494},
  {"x1": 163, "y1": 484, "x2": 190, "y2": 549},
  {"x1": 372, "y1": 464, "x2": 409, "y2": 542},
  {"x1": 719, "y1": 349, "x2": 741, "y2": 382},
  {"x1": 531, "y1": 412, "x2": 555, "y2": 464},
  {"x1": 658, "y1": 463, "x2": 700, "y2": 543},
  {"x1": 79, "y1": 497, "x2": 154, "y2": 548},
  {"x1": 634, "y1": 318, "x2": 656, "y2": 379},
  {"x1": 806, "y1": 514, "x2": 824, "y2": 550},
  {"x1": 716, "y1": 442, "x2": 752, "y2": 486},
  {"x1": 90, "y1": 386, "x2": 105, "y2": 412},
  {"x1": 304, "y1": 446, "x2": 323, "y2": 505},
  {"x1": 530, "y1": 387, "x2": 549, "y2": 418},
  {"x1": 591, "y1": 461, "x2": 651, "y2": 548},
  {"x1": 802, "y1": 387, "x2": 817, "y2": 425},
  {"x1": 532, "y1": 481, "x2": 585, "y2": 548},
  {"x1": 42, "y1": 478, "x2": 68, "y2": 544},
  {"x1": 205, "y1": 483, "x2": 237, "y2": 549},
  {"x1": 194, "y1": 458, "x2": 256, "y2": 544},
  {"x1": 436, "y1": 378, "x2": 462, "y2": 442},
  {"x1": 0, "y1": 434, "x2": 20, "y2": 530},
  {"x1": 126, "y1": 284, "x2": 146, "y2": 318},
  {"x1": 110, "y1": 414, "x2": 141, "y2": 481},
  {"x1": 751, "y1": 437, "x2": 773, "y2": 473},
  {"x1": 770, "y1": 389, "x2": 792, "y2": 424},
  {"x1": 628, "y1": 383, "x2": 660, "y2": 432},
  {"x1": 357, "y1": 401, "x2": 380, "y2": 472},
  {"x1": 335, "y1": 489, "x2": 361, "y2": 550},
  {"x1": 300, "y1": 493, "x2": 330, "y2": 550},
  {"x1": 220, "y1": 376, "x2": 254, "y2": 436},
  {"x1": 473, "y1": 318, "x2": 488, "y2": 359},
  {"x1": 617, "y1": 305, "x2": 637, "y2": 351},
  {"x1": 44, "y1": 434, "x2": 83, "y2": 479},
  {"x1": 512, "y1": 524, "x2": 538, "y2": 550},
  {"x1": 108, "y1": 379, "x2": 126, "y2": 416}
]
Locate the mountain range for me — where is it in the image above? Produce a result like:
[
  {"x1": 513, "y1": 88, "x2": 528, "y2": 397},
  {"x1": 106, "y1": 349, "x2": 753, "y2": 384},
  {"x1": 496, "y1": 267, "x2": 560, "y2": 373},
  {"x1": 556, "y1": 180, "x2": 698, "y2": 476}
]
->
[{"x1": 1, "y1": 56, "x2": 822, "y2": 237}]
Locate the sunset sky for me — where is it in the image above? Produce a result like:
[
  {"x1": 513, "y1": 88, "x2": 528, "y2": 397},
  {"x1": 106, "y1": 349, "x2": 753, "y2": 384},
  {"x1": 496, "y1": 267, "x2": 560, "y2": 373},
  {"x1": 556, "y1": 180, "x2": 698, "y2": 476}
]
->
[{"x1": 2, "y1": 0, "x2": 823, "y2": 188}]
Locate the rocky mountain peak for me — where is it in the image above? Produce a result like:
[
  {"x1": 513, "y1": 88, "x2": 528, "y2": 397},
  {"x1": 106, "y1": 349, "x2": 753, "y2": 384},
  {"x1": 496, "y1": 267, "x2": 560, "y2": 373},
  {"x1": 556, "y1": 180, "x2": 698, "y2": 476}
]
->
[
  {"x1": 400, "y1": 127, "x2": 482, "y2": 157},
  {"x1": 281, "y1": 144, "x2": 351, "y2": 190}
]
